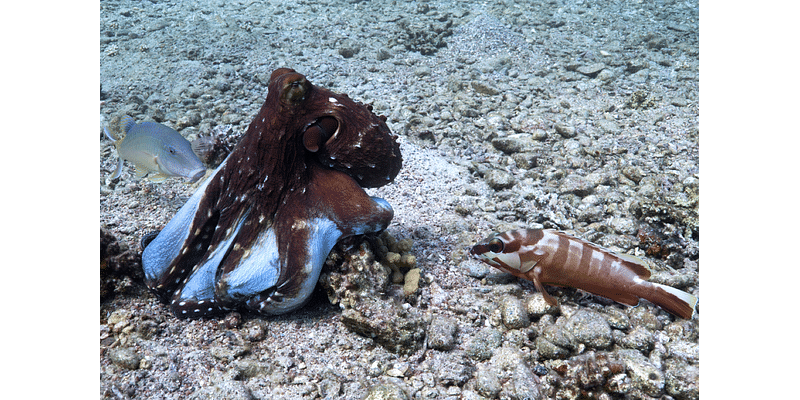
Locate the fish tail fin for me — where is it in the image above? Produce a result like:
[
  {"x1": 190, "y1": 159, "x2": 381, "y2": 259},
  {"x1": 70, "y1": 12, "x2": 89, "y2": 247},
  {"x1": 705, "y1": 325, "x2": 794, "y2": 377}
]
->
[{"x1": 644, "y1": 283, "x2": 698, "y2": 319}]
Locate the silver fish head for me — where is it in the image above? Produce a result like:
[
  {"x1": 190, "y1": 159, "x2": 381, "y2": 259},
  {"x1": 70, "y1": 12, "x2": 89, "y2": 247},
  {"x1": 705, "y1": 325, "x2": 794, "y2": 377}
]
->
[{"x1": 136, "y1": 121, "x2": 207, "y2": 182}]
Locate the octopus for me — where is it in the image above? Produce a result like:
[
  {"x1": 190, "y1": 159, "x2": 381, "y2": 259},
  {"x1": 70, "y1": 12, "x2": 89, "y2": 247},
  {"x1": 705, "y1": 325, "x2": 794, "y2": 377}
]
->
[{"x1": 141, "y1": 68, "x2": 402, "y2": 318}]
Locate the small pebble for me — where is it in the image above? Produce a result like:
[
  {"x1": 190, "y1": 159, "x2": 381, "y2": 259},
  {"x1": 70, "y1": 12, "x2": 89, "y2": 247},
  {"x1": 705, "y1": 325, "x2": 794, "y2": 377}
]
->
[
  {"x1": 617, "y1": 325, "x2": 654, "y2": 351},
  {"x1": 474, "y1": 365, "x2": 502, "y2": 398},
  {"x1": 427, "y1": 315, "x2": 458, "y2": 350},
  {"x1": 108, "y1": 347, "x2": 142, "y2": 370},
  {"x1": 501, "y1": 296, "x2": 530, "y2": 329},
  {"x1": 484, "y1": 169, "x2": 515, "y2": 190},
  {"x1": 555, "y1": 123, "x2": 577, "y2": 138},
  {"x1": 403, "y1": 268, "x2": 421, "y2": 296},
  {"x1": 525, "y1": 292, "x2": 556, "y2": 317},
  {"x1": 564, "y1": 309, "x2": 613, "y2": 349},
  {"x1": 466, "y1": 328, "x2": 502, "y2": 361}
]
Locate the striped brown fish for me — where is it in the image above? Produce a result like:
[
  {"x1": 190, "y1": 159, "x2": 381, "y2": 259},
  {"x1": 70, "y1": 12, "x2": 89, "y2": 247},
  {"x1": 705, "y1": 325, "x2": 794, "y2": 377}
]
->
[{"x1": 470, "y1": 229, "x2": 697, "y2": 319}]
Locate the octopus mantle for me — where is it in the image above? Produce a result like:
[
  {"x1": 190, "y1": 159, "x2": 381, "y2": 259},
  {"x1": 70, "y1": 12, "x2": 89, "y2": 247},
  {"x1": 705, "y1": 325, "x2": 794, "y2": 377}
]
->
[{"x1": 141, "y1": 68, "x2": 402, "y2": 318}]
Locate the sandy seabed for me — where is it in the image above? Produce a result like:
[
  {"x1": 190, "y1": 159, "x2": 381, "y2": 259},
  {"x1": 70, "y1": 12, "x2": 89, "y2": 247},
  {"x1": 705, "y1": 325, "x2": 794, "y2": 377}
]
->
[{"x1": 100, "y1": 1, "x2": 700, "y2": 399}]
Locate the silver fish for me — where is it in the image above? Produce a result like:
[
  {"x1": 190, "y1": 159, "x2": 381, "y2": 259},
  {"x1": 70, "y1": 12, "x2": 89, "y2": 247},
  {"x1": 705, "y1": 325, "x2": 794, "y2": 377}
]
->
[{"x1": 104, "y1": 116, "x2": 206, "y2": 183}]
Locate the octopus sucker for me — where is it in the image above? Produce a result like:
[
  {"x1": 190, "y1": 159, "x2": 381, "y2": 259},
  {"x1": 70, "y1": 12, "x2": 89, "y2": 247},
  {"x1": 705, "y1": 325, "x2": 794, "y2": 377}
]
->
[{"x1": 141, "y1": 68, "x2": 402, "y2": 318}]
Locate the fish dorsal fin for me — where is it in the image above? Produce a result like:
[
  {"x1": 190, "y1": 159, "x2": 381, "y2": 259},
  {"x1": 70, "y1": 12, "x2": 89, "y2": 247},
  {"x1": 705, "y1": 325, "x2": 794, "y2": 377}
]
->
[
  {"x1": 617, "y1": 252, "x2": 651, "y2": 279},
  {"x1": 121, "y1": 115, "x2": 137, "y2": 135}
]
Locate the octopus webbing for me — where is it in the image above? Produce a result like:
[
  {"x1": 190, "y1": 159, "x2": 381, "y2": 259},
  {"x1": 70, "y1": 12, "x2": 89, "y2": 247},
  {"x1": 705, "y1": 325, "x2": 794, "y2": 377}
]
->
[{"x1": 141, "y1": 68, "x2": 402, "y2": 318}]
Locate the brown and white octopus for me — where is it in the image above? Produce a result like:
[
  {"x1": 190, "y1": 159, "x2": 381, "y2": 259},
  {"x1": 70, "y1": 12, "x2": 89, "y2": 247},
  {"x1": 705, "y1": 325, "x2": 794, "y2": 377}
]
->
[{"x1": 141, "y1": 68, "x2": 402, "y2": 318}]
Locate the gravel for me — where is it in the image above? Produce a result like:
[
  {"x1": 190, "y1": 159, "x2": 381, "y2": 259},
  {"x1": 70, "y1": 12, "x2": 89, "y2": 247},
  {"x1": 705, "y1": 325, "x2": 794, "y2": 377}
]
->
[{"x1": 100, "y1": 0, "x2": 699, "y2": 398}]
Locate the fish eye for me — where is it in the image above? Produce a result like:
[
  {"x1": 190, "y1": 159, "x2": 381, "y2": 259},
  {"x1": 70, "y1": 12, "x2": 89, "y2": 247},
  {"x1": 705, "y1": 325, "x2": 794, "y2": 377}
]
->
[
  {"x1": 167, "y1": 146, "x2": 177, "y2": 155},
  {"x1": 488, "y1": 238, "x2": 504, "y2": 253}
]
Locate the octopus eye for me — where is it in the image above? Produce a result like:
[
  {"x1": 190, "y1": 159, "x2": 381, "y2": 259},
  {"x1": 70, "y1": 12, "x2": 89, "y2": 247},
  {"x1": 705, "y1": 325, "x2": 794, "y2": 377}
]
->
[
  {"x1": 488, "y1": 238, "x2": 504, "y2": 253},
  {"x1": 281, "y1": 77, "x2": 310, "y2": 104}
]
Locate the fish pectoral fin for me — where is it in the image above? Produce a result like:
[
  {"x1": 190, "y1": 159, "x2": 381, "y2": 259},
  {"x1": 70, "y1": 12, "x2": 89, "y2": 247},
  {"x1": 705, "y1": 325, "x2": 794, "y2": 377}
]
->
[
  {"x1": 531, "y1": 267, "x2": 558, "y2": 306},
  {"x1": 148, "y1": 173, "x2": 168, "y2": 183},
  {"x1": 110, "y1": 159, "x2": 123, "y2": 180},
  {"x1": 133, "y1": 165, "x2": 149, "y2": 179}
]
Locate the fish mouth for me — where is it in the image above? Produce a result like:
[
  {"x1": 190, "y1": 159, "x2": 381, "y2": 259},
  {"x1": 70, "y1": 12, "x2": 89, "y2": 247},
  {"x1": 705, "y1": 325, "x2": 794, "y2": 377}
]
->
[{"x1": 187, "y1": 168, "x2": 207, "y2": 183}]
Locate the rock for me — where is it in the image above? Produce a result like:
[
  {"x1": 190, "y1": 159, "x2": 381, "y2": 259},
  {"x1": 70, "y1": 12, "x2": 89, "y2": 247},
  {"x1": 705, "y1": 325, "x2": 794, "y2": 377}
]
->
[
  {"x1": 576, "y1": 63, "x2": 606, "y2": 77},
  {"x1": 491, "y1": 134, "x2": 533, "y2": 154},
  {"x1": 484, "y1": 169, "x2": 515, "y2": 190},
  {"x1": 210, "y1": 342, "x2": 251, "y2": 361},
  {"x1": 525, "y1": 293, "x2": 556, "y2": 317},
  {"x1": 413, "y1": 66, "x2": 431, "y2": 77},
  {"x1": 501, "y1": 296, "x2": 530, "y2": 329},
  {"x1": 430, "y1": 351, "x2": 475, "y2": 386},
  {"x1": 606, "y1": 372, "x2": 633, "y2": 394},
  {"x1": 604, "y1": 308, "x2": 631, "y2": 330},
  {"x1": 621, "y1": 165, "x2": 644, "y2": 183},
  {"x1": 403, "y1": 268, "x2": 421, "y2": 296},
  {"x1": 597, "y1": 68, "x2": 615, "y2": 81},
  {"x1": 474, "y1": 365, "x2": 502, "y2": 398},
  {"x1": 664, "y1": 358, "x2": 699, "y2": 400},
  {"x1": 338, "y1": 47, "x2": 357, "y2": 58},
  {"x1": 464, "y1": 259, "x2": 494, "y2": 279},
  {"x1": 629, "y1": 306, "x2": 663, "y2": 331},
  {"x1": 511, "y1": 152, "x2": 538, "y2": 169},
  {"x1": 564, "y1": 309, "x2": 613, "y2": 349},
  {"x1": 535, "y1": 336, "x2": 569, "y2": 359},
  {"x1": 466, "y1": 328, "x2": 503, "y2": 361},
  {"x1": 471, "y1": 81, "x2": 500, "y2": 95},
  {"x1": 340, "y1": 297, "x2": 425, "y2": 354},
  {"x1": 551, "y1": 351, "x2": 626, "y2": 398},
  {"x1": 560, "y1": 174, "x2": 595, "y2": 197},
  {"x1": 539, "y1": 315, "x2": 575, "y2": 351},
  {"x1": 364, "y1": 383, "x2": 410, "y2": 400},
  {"x1": 488, "y1": 346, "x2": 543, "y2": 400},
  {"x1": 376, "y1": 48, "x2": 392, "y2": 61},
  {"x1": 609, "y1": 217, "x2": 637, "y2": 235},
  {"x1": 667, "y1": 340, "x2": 699, "y2": 364},
  {"x1": 242, "y1": 320, "x2": 267, "y2": 342},
  {"x1": 320, "y1": 241, "x2": 391, "y2": 309},
  {"x1": 231, "y1": 360, "x2": 270, "y2": 379},
  {"x1": 427, "y1": 315, "x2": 458, "y2": 351},
  {"x1": 554, "y1": 123, "x2": 577, "y2": 138},
  {"x1": 616, "y1": 349, "x2": 665, "y2": 397},
  {"x1": 189, "y1": 380, "x2": 256, "y2": 400},
  {"x1": 107, "y1": 347, "x2": 142, "y2": 370},
  {"x1": 616, "y1": 326, "x2": 654, "y2": 351}
]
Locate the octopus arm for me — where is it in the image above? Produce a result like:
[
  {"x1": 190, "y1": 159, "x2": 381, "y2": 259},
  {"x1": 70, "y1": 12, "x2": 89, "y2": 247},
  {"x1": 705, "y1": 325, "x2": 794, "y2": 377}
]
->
[
  {"x1": 218, "y1": 168, "x2": 394, "y2": 315},
  {"x1": 141, "y1": 164, "x2": 219, "y2": 284},
  {"x1": 225, "y1": 216, "x2": 344, "y2": 315},
  {"x1": 216, "y1": 225, "x2": 282, "y2": 304},
  {"x1": 170, "y1": 210, "x2": 250, "y2": 316}
]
